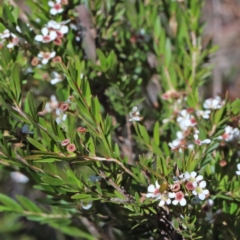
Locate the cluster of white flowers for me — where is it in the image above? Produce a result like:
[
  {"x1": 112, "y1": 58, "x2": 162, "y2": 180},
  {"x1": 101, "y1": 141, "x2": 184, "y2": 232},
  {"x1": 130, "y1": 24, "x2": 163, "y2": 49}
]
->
[
  {"x1": 168, "y1": 96, "x2": 227, "y2": 152},
  {"x1": 35, "y1": 20, "x2": 69, "y2": 44},
  {"x1": 146, "y1": 171, "x2": 209, "y2": 207},
  {"x1": 39, "y1": 95, "x2": 68, "y2": 124},
  {"x1": 34, "y1": 20, "x2": 69, "y2": 67},
  {"x1": 203, "y1": 96, "x2": 225, "y2": 110},
  {"x1": 218, "y1": 125, "x2": 240, "y2": 142}
]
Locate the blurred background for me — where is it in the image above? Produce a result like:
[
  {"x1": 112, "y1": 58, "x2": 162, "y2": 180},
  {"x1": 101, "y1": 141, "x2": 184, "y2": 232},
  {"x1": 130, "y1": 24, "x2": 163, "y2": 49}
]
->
[{"x1": 203, "y1": 0, "x2": 240, "y2": 99}]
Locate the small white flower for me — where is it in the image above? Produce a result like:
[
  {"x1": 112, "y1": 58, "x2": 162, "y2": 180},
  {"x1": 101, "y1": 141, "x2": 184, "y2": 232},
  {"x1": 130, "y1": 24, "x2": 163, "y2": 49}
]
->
[
  {"x1": 81, "y1": 201, "x2": 92, "y2": 210},
  {"x1": 7, "y1": 34, "x2": 19, "y2": 48},
  {"x1": 168, "y1": 131, "x2": 185, "y2": 152},
  {"x1": 38, "y1": 51, "x2": 56, "y2": 64},
  {"x1": 192, "y1": 181, "x2": 209, "y2": 200},
  {"x1": 46, "y1": 20, "x2": 69, "y2": 38},
  {"x1": 203, "y1": 96, "x2": 224, "y2": 110},
  {"x1": 184, "y1": 171, "x2": 203, "y2": 187},
  {"x1": 158, "y1": 192, "x2": 175, "y2": 207},
  {"x1": 196, "y1": 110, "x2": 211, "y2": 119},
  {"x1": 48, "y1": 0, "x2": 64, "y2": 15},
  {"x1": 194, "y1": 134, "x2": 211, "y2": 145},
  {"x1": 236, "y1": 164, "x2": 240, "y2": 175},
  {"x1": 50, "y1": 71, "x2": 64, "y2": 85},
  {"x1": 146, "y1": 181, "x2": 161, "y2": 199},
  {"x1": 35, "y1": 27, "x2": 57, "y2": 43},
  {"x1": 56, "y1": 108, "x2": 67, "y2": 124},
  {"x1": 10, "y1": 172, "x2": 29, "y2": 183},
  {"x1": 44, "y1": 95, "x2": 59, "y2": 113},
  {"x1": 171, "y1": 191, "x2": 187, "y2": 206},
  {"x1": 0, "y1": 29, "x2": 11, "y2": 39},
  {"x1": 177, "y1": 110, "x2": 196, "y2": 130},
  {"x1": 129, "y1": 106, "x2": 142, "y2": 122}
]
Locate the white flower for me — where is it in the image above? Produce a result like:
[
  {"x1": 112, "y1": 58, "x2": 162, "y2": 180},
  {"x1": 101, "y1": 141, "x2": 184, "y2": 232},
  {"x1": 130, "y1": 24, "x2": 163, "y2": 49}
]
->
[
  {"x1": 192, "y1": 181, "x2": 209, "y2": 200},
  {"x1": 184, "y1": 171, "x2": 203, "y2": 187},
  {"x1": 177, "y1": 110, "x2": 196, "y2": 130},
  {"x1": 158, "y1": 192, "x2": 175, "y2": 207},
  {"x1": 129, "y1": 106, "x2": 142, "y2": 122},
  {"x1": 196, "y1": 110, "x2": 211, "y2": 119},
  {"x1": 171, "y1": 191, "x2": 187, "y2": 206},
  {"x1": 236, "y1": 164, "x2": 240, "y2": 175},
  {"x1": 56, "y1": 108, "x2": 67, "y2": 124},
  {"x1": 48, "y1": 0, "x2": 64, "y2": 15},
  {"x1": 81, "y1": 201, "x2": 92, "y2": 210},
  {"x1": 35, "y1": 27, "x2": 57, "y2": 43},
  {"x1": 44, "y1": 95, "x2": 59, "y2": 113},
  {"x1": 50, "y1": 71, "x2": 64, "y2": 85},
  {"x1": 203, "y1": 96, "x2": 224, "y2": 110},
  {"x1": 0, "y1": 29, "x2": 11, "y2": 39},
  {"x1": 46, "y1": 20, "x2": 69, "y2": 38},
  {"x1": 168, "y1": 131, "x2": 185, "y2": 152},
  {"x1": 7, "y1": 34, "x2": 20, "y2": 48},
  {"x1": 10, "y1": 172, "x2": 29, "y2": 183},
  {"x1": 194, "y1": 134, "x2": 211, "y2": 145},
  {"x1": 146, "y1": 181, "x2": 161, "y2": 199},
  {"x1": 38, "y1": 51, "x2": 56, "y2": 64}
]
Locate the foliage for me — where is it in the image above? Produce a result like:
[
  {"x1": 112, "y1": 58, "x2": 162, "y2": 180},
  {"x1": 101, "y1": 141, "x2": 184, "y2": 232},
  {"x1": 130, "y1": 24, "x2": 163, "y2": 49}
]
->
[{"x1": 0, "y1": 0, "x2": 239, "y2": 239}]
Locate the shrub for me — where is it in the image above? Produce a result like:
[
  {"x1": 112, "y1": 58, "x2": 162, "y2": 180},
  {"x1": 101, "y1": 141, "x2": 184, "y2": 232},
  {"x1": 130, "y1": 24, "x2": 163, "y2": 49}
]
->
[{"x1": 0, "y1": 0, "x2": 239, "y2": 239}]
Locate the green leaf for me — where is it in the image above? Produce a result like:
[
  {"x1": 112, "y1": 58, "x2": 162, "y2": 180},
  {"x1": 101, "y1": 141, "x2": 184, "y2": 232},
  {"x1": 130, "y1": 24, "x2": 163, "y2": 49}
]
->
[
  {"x1": 27, "y1": 137, "x2": 47, "y2": 151},
  {"x1": 0, "y1": 193, "x2": 23, "y2": 212},
  {"x1": 41, "y1": 176, "x2": 63, "y2": 186},
  {"x1": 153, "y1": 121, "x2": 160, "y2": 146},
  {"x1": 16, "y1": 196, "x2": 42, "y2": 213},
  {"x1": 25, "y1": 91, "x2": 37, "y2": 118},
  {"x1": 11, "y1": 64, "x2": 21, "y2": 102},
  {"x1": 71, "y1": 193, "x2": 91, "y2": 199}
]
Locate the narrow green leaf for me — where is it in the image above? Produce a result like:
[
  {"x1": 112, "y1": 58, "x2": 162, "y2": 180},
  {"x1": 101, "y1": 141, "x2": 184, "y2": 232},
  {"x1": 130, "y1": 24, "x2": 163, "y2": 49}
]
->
[
  {"x1": 16, "y1": 196, "x2": 42, "y2": 213},
  {"x1": 27, "y1": 137, "x2": 47, "y2": 151},
  {"x1": 0, "y1": 193, "x2": 23, "y2": 212}
]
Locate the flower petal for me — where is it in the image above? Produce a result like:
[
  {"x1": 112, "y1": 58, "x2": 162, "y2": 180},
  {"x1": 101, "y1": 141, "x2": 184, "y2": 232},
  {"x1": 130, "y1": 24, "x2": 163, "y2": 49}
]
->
[
  {"x1": 48, "y1": 1, "x2": 55, "y2": 7},
  {"x1": 147, "y1": 184, "x2": 155, "y2": 193},
  {"x1": 155, "y1": 181, "x2": 160, "y2": 189},
  {"x1": 168, "y1": 192, "x2": 176, "y2": 198},
  {"x1": 42, "y1": 59, "x2": 49, "y2": 64},
  {"x1": 191, "y1": 171, "x2": 197, "y2": 178},
  {"x1": 199, "y1": 181, "x2": 206, "y2": 188},
  {"x1": 50, "y1": 51, "x2": 56, "y2": 58},
  {"x1": 203, "y1": 189, "x2": 209, "y2": 195},
  {"x1": 50, "y1": 8, "x2": 58, "y2": 15},
  {"x1": 50, "y1": 31, "x2": 57, "y2": 39},
  {"x1": 192, "y1": 190, "x2": 197, "y2": 196},
  {"x1": 159, "y1": 200, "x2": 165, "y2": 206},
  {"x1": 60, "y1": 25, "x2": 68, "y2": 34},
  {"x1": 41, "y1": 27, "x2": 48, "y2": 36},
  {"x1": 198, "y1": 193, "x2": 205, "y2": 200},
  {"x1": 172, "y1": 200, "x2": 178, "y2": 205},
  {"x1": 180, "y1": 198, "x2": 186, "y2": 206},
  {"x1": 35, "y1": 35, "x2": 43, "y2": 41},
  {"x1": 196, "y1": 175, "x2": 203, "y2": 182}
]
